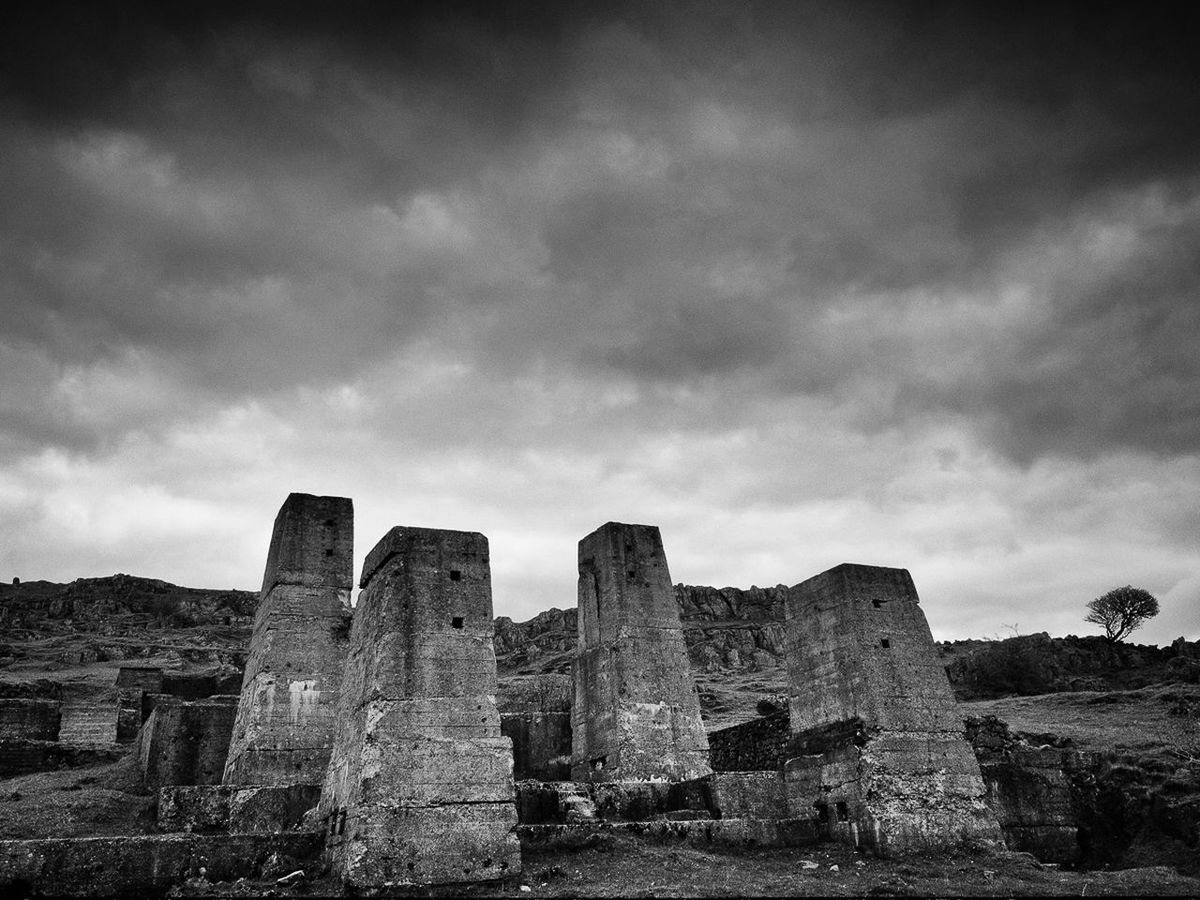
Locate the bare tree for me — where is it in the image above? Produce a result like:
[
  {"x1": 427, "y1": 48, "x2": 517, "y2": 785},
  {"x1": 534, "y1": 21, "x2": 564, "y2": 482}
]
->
[{"x1": 1084, "y1": 585, "x2": 1159, "y2": 643}]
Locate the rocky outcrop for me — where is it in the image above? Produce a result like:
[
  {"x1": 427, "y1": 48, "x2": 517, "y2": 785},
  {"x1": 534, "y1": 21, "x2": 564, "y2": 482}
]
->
[
  {"x1": 494, "y1": 608, "x2": 577, "y2": 674},
  {"x1": 493, "y1": 586, "x2": 791, "y2": 676},
  {"x1": 943, "y1": 633, "x2": 1200, "y2": 699},
  {"x1": 0, "y1": 575, "x2": 256, "y2": 635},
  {"x1": 676, "y1": 585, "x2": 788, "y2": 673}
]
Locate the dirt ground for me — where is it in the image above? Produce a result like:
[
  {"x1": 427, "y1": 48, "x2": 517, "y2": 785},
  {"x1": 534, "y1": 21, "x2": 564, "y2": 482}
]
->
[{"x1": 169, "y1": 835, "x2": 1200, "y2": 898}]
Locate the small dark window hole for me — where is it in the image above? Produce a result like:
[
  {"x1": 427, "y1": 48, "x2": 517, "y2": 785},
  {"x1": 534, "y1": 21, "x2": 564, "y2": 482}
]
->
[
  {"x1": 880, "y1": 638, "x2": 890, "y2": 648},
  {"x1": 449, "y1": 570, "x2": 462, "y2": 581},
  {"x1": 872, "y1": 599, "x2": 882, "y2": 608},
  {"x1": 836, "y1": 801, "x2": 848, "y2": 822},
  {"x1": 324, "y1": 519, "x2": 335, "y2": 527},
  {"x1": 452, "y1": 616, "x2": 464, "y2": 629},
  {"x1": 814, "y1": 802, "x2": 830, "y2": 823},
  {"x1": 627, "y1": 570, "x2": 637, "y2": 580},
  {"x1": 324, "y1": 548, "x2": 334, "y2": 557}
]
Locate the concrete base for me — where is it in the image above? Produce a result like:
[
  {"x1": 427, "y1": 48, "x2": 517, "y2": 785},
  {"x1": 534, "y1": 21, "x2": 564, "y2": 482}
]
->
[
  {"x1": 157, "y1": 784, "x2": 321, "y2": 833},
  {"x1": 517, "y1": 818, "x2": 818, "y2": 850}
]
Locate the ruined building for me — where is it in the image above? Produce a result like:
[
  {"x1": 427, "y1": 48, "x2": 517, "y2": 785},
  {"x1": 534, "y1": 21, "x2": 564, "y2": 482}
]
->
[
  {"x1": 572, "y1": 522, "x2": 711, "y2": 781},
  {"x1": 782, "y1": 563, "x2": 1002, "y2": 854},
  {"x1": 224, "y1": 493, "x2": 353, "y2": 787},
  {"x1": 0, "y1": 501, "x2": 1055, "y2": 896},
  {"x1": 318, "y1": 526, "x2": 520, "y2": 887}
]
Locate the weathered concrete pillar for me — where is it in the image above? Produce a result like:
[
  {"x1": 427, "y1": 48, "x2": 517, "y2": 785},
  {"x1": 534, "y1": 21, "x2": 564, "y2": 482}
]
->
[
  {"x1": 571, "y1": 522, "x2": 711, "y2": 781},
  {"x1": 223, "y1": 493, "x2": 353, "y2": 786},
  {"x1": 783, "y1": 563, "x2": 1002, "y2": 855},
  {"x1": 319, "y1": 526, "x2": 520, "y2": 888}
]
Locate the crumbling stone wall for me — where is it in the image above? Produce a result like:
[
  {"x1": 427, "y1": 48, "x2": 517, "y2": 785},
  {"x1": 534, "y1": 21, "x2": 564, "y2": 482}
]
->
[
  {"x1": 965, "y1": 715, "x2": 1081, "y2": 864},
  {"x1": 707, "y1": 712, "x2": 790, "y2": 772},
  {"x1": 572, "y1": 522, "x2": 710, "y2": 781},
  {"x1": 784, "y1": 563, "x2": 1002, "y2": 855},
  {"x1": 498, "y1": 675, "x2": 572, "y2": 780},
  {"x1": 223, "y1": 493, "x2": 352, "y2": 786},
  {"x1": 319, "y1": 526, "x2": 520, "y2": 888}
]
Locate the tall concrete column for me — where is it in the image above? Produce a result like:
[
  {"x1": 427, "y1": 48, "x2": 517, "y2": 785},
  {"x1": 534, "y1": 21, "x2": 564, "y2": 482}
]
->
[
  {"x1": 319, "y1": 526, "x2": 520, "y2": 888},
  {"x1": 223, "y1": 493, "x2": 353, "y2": 786},
  {"x1": 784, "y1": 563, "x2": 1002, "y2": 855},
  {"x1": 571, "y1": 522, "x2": 710, "y2": 781}
]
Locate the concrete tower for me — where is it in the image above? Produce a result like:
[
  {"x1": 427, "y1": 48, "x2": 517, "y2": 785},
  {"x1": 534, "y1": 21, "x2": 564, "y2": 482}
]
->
[
  {"x1": 319, "y1": 526, "x2": 520, "y2": 888},
  {"x1": 223, "y1": 493, "x2": 353, "y2": 786},
  {"x1": 784, "y1": 563, "x2": 1002, "y2": 855},
  {"x1": 571, "y1": 522, "x2": 710, "y2": 781}
]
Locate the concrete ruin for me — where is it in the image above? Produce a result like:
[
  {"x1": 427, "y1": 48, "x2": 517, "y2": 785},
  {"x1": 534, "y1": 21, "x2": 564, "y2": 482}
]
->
[
  {"x1": 318, "y1": 526, "x2": 520, "y2": 887},
  {"x1": 6, "y1": 497, "x2": 1119, "y2": 896},
  {"x1": 572, "y1": 522, "x2": 711, "y2": 781},
  {"x1": 782, "y1": 563, "x2": 1003, "y2": 855},
  {"x1": 223, "y1": 493, "x2": 353, "y2": 787}
]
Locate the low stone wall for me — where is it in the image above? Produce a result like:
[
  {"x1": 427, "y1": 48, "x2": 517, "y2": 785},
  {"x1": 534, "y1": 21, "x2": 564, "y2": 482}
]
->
[
  {"x1": 0, "y1": 740, "x2": 123, "y2": 779},
  {"x1": 706, "y1": 712, "x2": 790, "y2": 772},
  {"x1": 0, "y1": 700, "x2": 61, "y2": 741},
  {"x1": 57, "y1": 702, "x2": 116, "y2": 745},
  {"x1": 157, "y1": 784, "x2": 321, "y2": 833},
  {"x1": 517, "y1": 818, "x2": 817, "y2": 850},
  {"x1": 0, "y1": 832, "x2": 322, "y2": 897}
]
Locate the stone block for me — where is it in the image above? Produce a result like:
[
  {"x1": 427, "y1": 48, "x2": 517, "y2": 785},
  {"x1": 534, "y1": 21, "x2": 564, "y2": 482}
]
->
[{"x1": 138, "y1": 697, "x2": 237, "y2": 790}]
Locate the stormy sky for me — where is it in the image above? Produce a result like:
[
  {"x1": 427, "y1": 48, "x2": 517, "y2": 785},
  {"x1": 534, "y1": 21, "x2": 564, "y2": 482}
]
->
[{"x1": 1, "y1": 1, "x2": 1198, "y2": 642}]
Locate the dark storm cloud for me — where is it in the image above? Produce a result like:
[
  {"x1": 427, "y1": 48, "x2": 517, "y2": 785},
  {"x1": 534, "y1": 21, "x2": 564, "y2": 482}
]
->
[{"x1": 3, "y1": 0, "x2": 1200, "y2": 468}]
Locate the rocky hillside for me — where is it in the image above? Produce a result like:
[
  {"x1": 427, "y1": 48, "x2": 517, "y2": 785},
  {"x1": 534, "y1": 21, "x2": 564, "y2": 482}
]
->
[
  {"x1": 0, "y1": 575, "x2": 256, "y2": 675},
  {"x1": 494, "y1": 584, "x2": 789, "y2": 676}
]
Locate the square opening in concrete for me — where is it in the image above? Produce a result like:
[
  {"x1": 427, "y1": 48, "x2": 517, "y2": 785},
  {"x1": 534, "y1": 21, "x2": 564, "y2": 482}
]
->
[
  {"x1": 452, "y1": 616, "x2": 464, "y2": 629},
  {"x1": 450, "y1": 570, "x2": 462, "y2": 581},
  {"x1": 880, "y1": 638, "x2": 890, "y2": 648}
]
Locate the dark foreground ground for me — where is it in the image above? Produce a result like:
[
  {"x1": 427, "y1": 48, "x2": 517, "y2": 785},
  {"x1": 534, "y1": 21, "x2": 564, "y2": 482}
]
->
[{"x1": 166, "y1": 836, "x2": 1200, "y2": 898}]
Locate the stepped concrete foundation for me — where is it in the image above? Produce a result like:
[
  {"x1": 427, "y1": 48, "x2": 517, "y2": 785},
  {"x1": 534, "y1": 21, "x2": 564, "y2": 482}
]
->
[
  {"x1": 782, "y1": 563, "x2": 1003, "y2": 856},
  {"x1": 223, "y1": 493, "x2": 352, "y2": 787},
  {"x1": 319, "y1": 526, "x2": 520, "y2": 888},
  {"x1": 572, "y1": 522, "x2": 710, "y2": 781}
]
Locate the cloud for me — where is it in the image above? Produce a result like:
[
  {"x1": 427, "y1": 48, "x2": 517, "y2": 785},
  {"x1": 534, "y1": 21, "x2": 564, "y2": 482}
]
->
[{"x1": 0, "y1": 3, "x2": 1197, "y2": 642}]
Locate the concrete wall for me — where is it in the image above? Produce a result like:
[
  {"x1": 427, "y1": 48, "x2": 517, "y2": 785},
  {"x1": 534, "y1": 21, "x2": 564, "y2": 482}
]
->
[
  {"x1": 497, "y1": 675, "x2": 572, "y2": 781},
  {"x1": 572, "y1": 522, "x2": 710, "y2": 781},
  {"x1": 223, "y1": 493, "x2": 353, "y2": 786},
  {"x1": 319, "y1": 526, "x2": 520, "y2": 888},
  {"x1": 138, "y1": 696, "x2": 238, "y2": 791},
  {"x1": 783, "y1": 563, "x2": 1002, "y2": 856}
]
